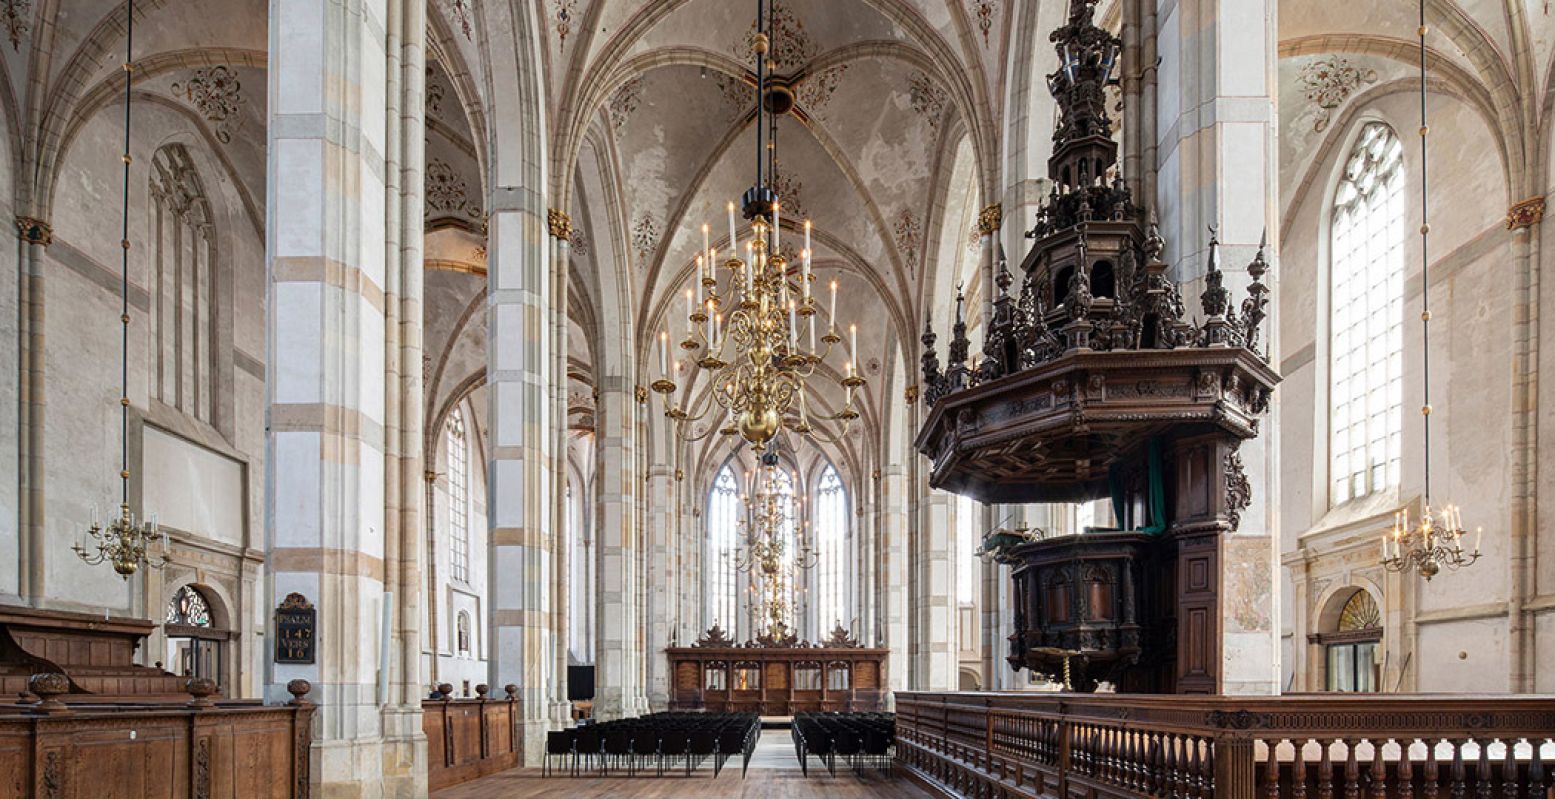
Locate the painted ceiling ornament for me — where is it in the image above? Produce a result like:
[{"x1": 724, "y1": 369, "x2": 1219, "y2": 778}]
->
[
  {"x1": 907, "y1": 71, "x2": 948, "y2": 133},
  {"x1": 768, "y1": 159, "x2": 806, "y2": 221},
  {"x1": 447, "y1": 0, "x2": 473, "y2": 41},
  {"x1": 632, "y1": 213, "x2": 658, "y2": 269},
  {"x1": 968, "y1": 0, "x2": 998, "y2": 46},
  {"x1": 714, "y1": 73, "x2": 756, "y2": 120},
  {"x1": 796, "y1": 65, "x2": 847, "y2": 118},
  {"x1": 738, "y1": 1, "x2": 816, "y2": 71},
  {"x1": 171, "y1": 65, "x2": 244, "y2": 144},
  {"x1": 2, "y1": 0, "x2": 30, "y2": 51},
  {"x1": 894, "y1": 208, "x2": 923, "y2": 271},
  {"x1": 424, "y1": 158, "x2": 481, "y2": 221},
  {"x1": 609, "y1": 77, "x2": 644, "y2": 132},
  {"x1": 569, "y1": 228, "x2": 589, "y2": 258},
  {"x1": 1298, "y1": 56, "x2": 1377, "y2": 133},
  {"x1": 553, "y1": 0, "x2": 577, "y2": 50}
]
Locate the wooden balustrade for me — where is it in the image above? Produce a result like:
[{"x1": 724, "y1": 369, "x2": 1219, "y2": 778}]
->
[
  {"x1": 895, "y1": 691, "x2": 1555, "y2": 799},
  {"x1": 422, "y1": 683, "x2": 521, "y2": 792},
  {"x1": 0, "y1": 676, "x2": 315, "y2": 799}
]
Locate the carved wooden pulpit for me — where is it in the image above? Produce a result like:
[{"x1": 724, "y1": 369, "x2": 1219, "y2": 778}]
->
[{"x1": 915, "y1": 0, "x2": 1277, "y2": 694}]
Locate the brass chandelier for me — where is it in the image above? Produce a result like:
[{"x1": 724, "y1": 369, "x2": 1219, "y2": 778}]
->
[
  {"x1": 652, "y1": 0, "x2": 864, "y2": 452},
  {"x1": 74, "y1": 0, "x2": 164, "y2": 579},
  {"x1": 727, "y1": 457, "x2": 817, "y2": 640},
  {"x1": 1381, "y1": 0, "x2": 1480, "y2": 580}
]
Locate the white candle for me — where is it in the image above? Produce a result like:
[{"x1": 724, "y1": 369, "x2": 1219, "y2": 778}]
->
[
  {"x1": 715, "y1": 312, "x2": 723, "y2": 342},
  {"x1": 802, "y1": 248, "x2": 812, "y2": 301},
  {"x1": 659, "y1": 330, "x2": 669, "y2": 377},
  {"x1": 829, "y1": 279, "x2": 838, "y2": 328},
  {"x1": 772, "y1": 203, "x2": 781, "y2": 251},
  {"x1": 850, "y1": 323, "x2": 858, "y2": 360},
  {"x1": 745, "y1": 244, "x2": 755, "y2": 292},
  {"x1": 695, "y1": 257, "x2": 705, "y2": 307},
  {"x1": 789, "y1": 301, "x2": 798, "y2": 346},
  {"x1": 702, "y1": 223, "x2": 710, "y2": 265},
  {"x1": 728, "y1": 202, "x2": 738, "y2": 254},
  {"x1": 1474, "y1": 526, "x2": 1482, "y2": 554},
  {"x1": 804, "y1": 219, "x2": 812, "y2": 257},
  {"x1": 809, "y1": 315, "x2": 817, "y2": 351}
]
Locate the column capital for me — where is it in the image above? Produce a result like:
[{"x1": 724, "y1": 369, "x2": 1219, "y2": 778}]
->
[
  {"x1": 547, "y1": 208, "x2": 574, "y2": 240},
  {"x1": 16, "y1": 216, "x2": 52, "y2": 246},
  {"x1": 976, "y1": 204, "x2": 1003, "y2": 235},
  {"x1": 1506, "y1": 196, "x2": 1545, "y2": 230}
]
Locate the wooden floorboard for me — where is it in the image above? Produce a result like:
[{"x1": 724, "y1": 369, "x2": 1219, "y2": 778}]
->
[{"x1": 431, "y1": 731, "x2": 931, "y2": 799}]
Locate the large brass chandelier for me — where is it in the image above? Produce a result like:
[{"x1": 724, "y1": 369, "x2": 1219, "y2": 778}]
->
[
  {"x1": 728, "y1": 457, "x2": 817, "y2": 640},
  {"x1": 652, "y1": 0, "x2": 864, "y2": 452},
  {"x1": 1381, "y1": 0, "x2": 1480, "y2": 580},
  {"x1": 73, "y1": 0, "x2": 164, "y2": 579}
]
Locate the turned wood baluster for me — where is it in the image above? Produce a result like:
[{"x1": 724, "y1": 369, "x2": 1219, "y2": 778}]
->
[
  {"x1": 1148, "y1": 732, "x2": 1164, "y2": 797},
  {"x1": 1476, "y1": 739, "x2": 1493, "y2": 799},
  {"x1": 1191, "y1": 736, "x2": 1209, "y2": 799},
  {"x1": 1126, "y1": 728, "x2": 1139, "y2": 790},
  {"x1": 1451, "y1": 739, "x2": 1467, "y2": 799},
  {"x1": 1398, "y1": 738, "x2": 1414, "y2": 797},
  {"x1": 1107, "y1": 726, "x2": 1118, "y2": 783},
  {"x1": 1423, "y1": 739, "x2": 1441, "y2": 799},
  {"x1": 1165, "y1": 734, "x2": 1181, "y2": 799},
  {"x1": 1316, "y1": 738, "x2": 1335, "y2": 799},
  {"x1": 1529, "y1": 739, "x2": 1548, "y2": 797},
  {"x1": 1343, "y1": 738, "x2": 1361, "y2": 799},
  {"x1": 1369, "y1": 739, "x2": 1387, "y2": 799},
  {"x1": 1292, "y1": 738, "x2": 1309, "y2": 799},
  {"x1": 1264, "y1": 739, "x2": 1284, "y2": 799},
  {"x1": 1499, "y1": 739, "x2": 1517, "y2": 799}
]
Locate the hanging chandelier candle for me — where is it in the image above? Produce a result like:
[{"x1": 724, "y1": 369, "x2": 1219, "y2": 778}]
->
[
  {"x1": 74, "y1": 0, "x2": 163, "y2": 579},
  {"x1": 652, "y1": 0, "x2": 864, "y2": 452},
  {"x1": 1381, "y1": 0, "x2": 1481, "y2": 581}
]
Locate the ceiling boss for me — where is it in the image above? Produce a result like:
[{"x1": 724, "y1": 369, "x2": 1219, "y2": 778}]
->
[{"x1": 651, "y1": 0, "x2": 864, "y2": 452}]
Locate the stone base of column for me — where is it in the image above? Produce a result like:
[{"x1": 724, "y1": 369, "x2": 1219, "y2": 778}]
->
[
  {"x1": 549, "y1": 701, "x2": 572, "y2": 726},
  {"x1": 518, "y1": 718, "x2": 551, "y2": 767},
  {"x1": 380, "y1": 705, "x2": 428, "y2": 799},
  {"x1": 647, "y1": 691, "x2": 669, "y2": 714}
]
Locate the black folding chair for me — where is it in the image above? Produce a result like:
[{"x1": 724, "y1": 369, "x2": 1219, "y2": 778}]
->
[
  {"x1": 862, "y1": 727, "x2": 892, "y2": 775},
  {"x1": 631, "y1": 730, "x2": 659, "y2": 776},
  {"x1": 543, "y1": 730, "x2": 574, "y2": 777},
  {"x1": 573, "y1": 726, "x2": 601, "y2": 776},
  {"x1": 659, "y1": 730, "x2": 689, "y2": 776},
  {"x1": 602, "y1": 728, "x2": 632, "y2": 775},
  {"x1": 688, "y1": 730, "x2": 718, "y2": 772}
]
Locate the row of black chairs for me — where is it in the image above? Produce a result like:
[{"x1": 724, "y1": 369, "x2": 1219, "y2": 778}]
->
[
  {"x1": 791, "y1": 711, "x2": 895, "y2": 776},
  {"x1": 544, "y1": 712, "x2": 760, "y2": 778}
]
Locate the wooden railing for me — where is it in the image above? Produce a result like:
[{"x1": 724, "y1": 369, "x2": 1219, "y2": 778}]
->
[
  {"x1": 0, "y1": 674, "x2": 315, "y2": 799},
  {"x1": 895, "y1": 691, "x2": 1555, "y2": 799},
  {"x1": 422, "y1": 683, "x2": 520, "y2": 792}
]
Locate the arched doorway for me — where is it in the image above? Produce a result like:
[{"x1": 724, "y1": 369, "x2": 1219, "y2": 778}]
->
[
  {"x1": 163, "y1": 584, "x2": 230, "y2": 693},
  {"x1": 1315, "y1": 588, "x2": 1382, "y2": 692}
]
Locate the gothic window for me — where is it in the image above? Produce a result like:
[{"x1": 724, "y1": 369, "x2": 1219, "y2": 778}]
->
[
  {"x1": 149, "y1": 144, "x2": 218, "y2": 424},
  {"x1": 814, "y1": 465, "x2": 848, "y2": 631},
  {"x1": 163, "y1": 585, "x2": 223, "y2": 691},
  {"x1": 707, "y1": 465, "x2": 741, "y2": 629},
  {"x1": 447, "y1": 408, "x2": 471, "y2": 583},
  {"x1": 456, "y1": 611, "x2": 472, "y2": 657},
  {"x1": 1330, "y1": 122, "x2": 1404, "y2": 505}
]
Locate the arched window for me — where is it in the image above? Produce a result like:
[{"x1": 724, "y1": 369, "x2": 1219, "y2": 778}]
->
[
  {"x1": 707, "y1": 465, "x2": 741, "y2": 629},
  {"x1": 447, "y1": 408, "x2": 471, "y2": 583},
  {"x1": 149, "y1": 144, "x2": 218, "y2": 424},
  {"x1": 813, "y1": 465, "x2": 848, "y2": 631},
  {"x1": 768, "y1": 467, "x2": 799, "y2": 629},
  {"x1": 455, "y1": 611, "x2": 472, "y2": 657},
  {"x1": 1330, "y1": 122, "x2": 1404, "y2": 505}
]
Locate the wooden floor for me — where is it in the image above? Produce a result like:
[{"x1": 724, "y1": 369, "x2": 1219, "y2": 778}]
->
[{"x1": 431, "y1": 730, "x2": 931, "y2": 798}]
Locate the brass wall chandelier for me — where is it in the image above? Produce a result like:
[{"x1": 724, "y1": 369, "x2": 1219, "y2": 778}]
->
[
  {"x1": 73, "y1": 0, "x2": 164, "y2": 578},
  {"x1": 1380, "y1": 0, "x2": 1481, "y2": 580},
  {"x1": 652, "y1": 0, "x2": 864, "y2": 452},
  {"x1": 726, "y1": 457, "x2": 817, "y2": 641}
]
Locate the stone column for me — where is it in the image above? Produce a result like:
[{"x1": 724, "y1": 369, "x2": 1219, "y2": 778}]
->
[
  {"x1": 547, "y1": 212, "x2": 572, "y2": 725},
  {"x1": 878, "y1": 409, "x2": 912, "y2": 702},
  {"x1": 592, "y1": 381, "x2": 644, "y2": 719},
  {"x1": 911, "y1": 478, "x2": 956, "y2": 691},
  {"x1": 644, "y1": 459, "x2": 675, "y2": 711},
  {"x1": 1154, "y1": 0, "x2": 1281, "y2": 695},
  {"x1": 15, "y1": 219, "x2": 48, "y2": 604},
  {"x1": 486, "y1": 187, "x2": 556, "y2": 763},
  {"x1": 264, "y1": 0, "x2": 412, "y2": 791}
]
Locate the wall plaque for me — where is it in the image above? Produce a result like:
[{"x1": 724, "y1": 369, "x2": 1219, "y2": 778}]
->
[{"x1": 274, "y1": 593, "x2": 316, "y2": 664}]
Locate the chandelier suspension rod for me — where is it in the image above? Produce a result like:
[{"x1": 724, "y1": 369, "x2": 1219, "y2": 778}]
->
[
  {"x1": 118, "y1": 0, "x2": 135, "y2": 507},
  {"x1": 754, "y1": 0, "x2": 766, "y2": 193},
  {"x1": 1416, "y1": 0, "x2": 1432, "y2": 507}
]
